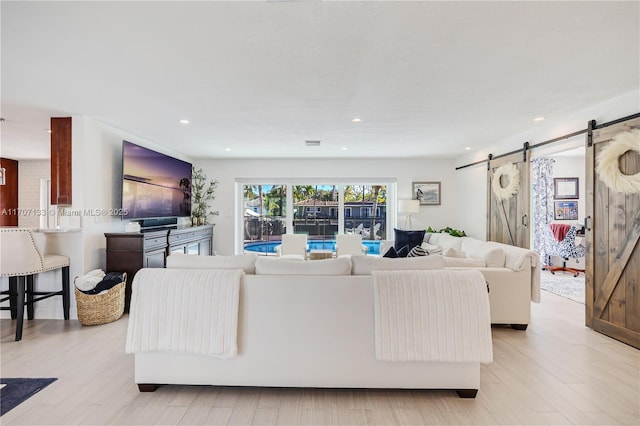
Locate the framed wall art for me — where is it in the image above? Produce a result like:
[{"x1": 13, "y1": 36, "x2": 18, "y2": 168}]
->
[
  {"x1": 413, "y1": 181, "x2": 441, "y2": 205},
  {"x1": 554, "y1": 177, "x2": 579, "y2": 199},
  {"x1": 554, "y1": 200, "x2": 578, "y2": 220}
]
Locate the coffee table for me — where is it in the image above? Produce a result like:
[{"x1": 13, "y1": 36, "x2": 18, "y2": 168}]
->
[{"x1": 308, "y1": 249, "x2": 333, "y2": 260}]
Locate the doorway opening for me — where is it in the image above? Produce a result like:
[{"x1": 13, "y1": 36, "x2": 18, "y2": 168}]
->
[{"x1": 531, "y1": 145, "x2": 586, "y2": 304}]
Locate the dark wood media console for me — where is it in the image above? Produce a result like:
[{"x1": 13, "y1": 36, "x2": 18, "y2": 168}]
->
[{"x1": 105, "y1": 224, "x2": 214, "y2": 311}]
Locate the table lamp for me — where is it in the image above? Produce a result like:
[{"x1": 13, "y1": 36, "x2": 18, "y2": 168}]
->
[{"x1": 398, "y1": 199, "x2": 420, "y2": 229}]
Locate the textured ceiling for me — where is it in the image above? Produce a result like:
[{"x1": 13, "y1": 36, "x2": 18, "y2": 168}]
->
[{"x1": 1, "y1": 1, "x2": 638, "y2": 160}]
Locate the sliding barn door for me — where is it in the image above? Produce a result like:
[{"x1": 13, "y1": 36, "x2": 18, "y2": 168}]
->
[
  {"x1": 487, "y1": 150, "x2": 530, "y2": 248},
  {"x1": 586, "y1": 117, "x2": 640, "y2": 349}
]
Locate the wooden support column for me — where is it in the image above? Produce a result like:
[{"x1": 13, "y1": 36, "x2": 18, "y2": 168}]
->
[
  {"x1": 51, "y1": 117, "x2": 72, "y2": 205},
  {"x1": 0, "y1": 157, "x2": 19, "y2": 226}
]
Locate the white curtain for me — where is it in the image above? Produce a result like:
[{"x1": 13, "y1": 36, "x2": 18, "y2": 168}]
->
[{"x1": 531, "y1": 158, "x2": 555, "y2": 266}]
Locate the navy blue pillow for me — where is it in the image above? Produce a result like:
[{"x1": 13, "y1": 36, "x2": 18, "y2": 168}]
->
[
  {"x1": 396, "y1": 244, "x2": 410, "y2": 258},
  {"x1": 394, "y1": 228, "x2": 426, "y2": 252},
  {"x1": 383, "y1": 246, "x2": 398, "y2": 258}
]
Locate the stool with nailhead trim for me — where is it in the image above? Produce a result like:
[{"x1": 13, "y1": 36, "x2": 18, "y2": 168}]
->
[{"x1": 0, "y1": 228, "x2": 70, "y2": 341}]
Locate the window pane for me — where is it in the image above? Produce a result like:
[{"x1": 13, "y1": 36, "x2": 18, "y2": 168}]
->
[
  {"x1": 343, "y1": 185, "x2": 387, "y2": 241},
  {"x1": 293, "y1": 185, "x2": 336, "y2": 250},
  {"x1": 241, "y1": 182, "x2": 389, "y2": 256},
  {"x1": 243, "y1": 184, "x2": 286, "y2": 255}
]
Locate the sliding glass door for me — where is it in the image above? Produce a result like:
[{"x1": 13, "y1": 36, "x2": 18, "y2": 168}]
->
[{"x1": 240, "y1": 180, "x2": 393, "y2": 255}]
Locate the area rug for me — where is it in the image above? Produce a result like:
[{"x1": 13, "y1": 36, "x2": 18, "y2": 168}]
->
[
  {"x1": 540, "y1": 270, "x2": 585, "y2": 304},
  {"x1": 0, "y1": 378, "x2": 57, "y2": 416}
]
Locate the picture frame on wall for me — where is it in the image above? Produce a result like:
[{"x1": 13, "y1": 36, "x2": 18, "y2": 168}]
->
[
  {"x1": 554, "y1": 177, "x2": 579, "y2": 199},
  {"x1": 413, "y1": 181, "x2": 441, "y2": 205},
  {"x1": 554, "y1": 201, "x2": 578, "y2": 220}
]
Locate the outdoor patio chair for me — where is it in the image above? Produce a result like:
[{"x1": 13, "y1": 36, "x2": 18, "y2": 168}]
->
[
  {"x1": 335, "y1": 234, "x2": 368, "y2": 257},
  {"x1": 274, "y1": 234, "x2": 308, "y2": 259}
]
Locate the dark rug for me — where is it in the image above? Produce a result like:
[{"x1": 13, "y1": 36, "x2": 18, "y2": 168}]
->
[
  {"x1": 0, "y1": 378, "x2": 57, "y2": 416},
  {"x1": 540, "y1": 270, "x2": 585, "y2": 304}
]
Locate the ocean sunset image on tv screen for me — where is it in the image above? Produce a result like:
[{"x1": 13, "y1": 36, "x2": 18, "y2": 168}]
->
[{"x1": 121, "y1": 141, "x2": 192, "y2": 219}]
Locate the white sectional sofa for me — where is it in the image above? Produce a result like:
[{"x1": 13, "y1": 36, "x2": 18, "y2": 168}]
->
[
  {"x1": 421, "y1": 233, "x2": 541, "y2": 329},
  {"x1": 126, "y1": 254, "x2": 494, "y2": 398}
]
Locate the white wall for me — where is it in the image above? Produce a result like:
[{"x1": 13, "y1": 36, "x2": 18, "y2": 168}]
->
[
  {"x1": 72, "y1": 116, "x2": 193, "y2": 273},
  {"x1": 451, "y1": 163, "x2": 488, "y2": 240},
  {"x1": 453, "y1": 89, "x2": 638, "y2": 243},
  {"x1": 194, "y1": 158, "x2": 460, "y2": 255},
  {"x1": 549, "y1": 155, "x2": 585, "y2": 223}
]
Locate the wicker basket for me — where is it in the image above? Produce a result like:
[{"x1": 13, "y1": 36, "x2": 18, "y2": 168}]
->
[{"x1": 74, "y1": 273, "x2": 126, "y2": 326}]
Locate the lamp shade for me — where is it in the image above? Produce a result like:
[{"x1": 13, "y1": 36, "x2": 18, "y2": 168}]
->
[{"x1": 398, "y1": 199, "x2": 420, "y2": 214}]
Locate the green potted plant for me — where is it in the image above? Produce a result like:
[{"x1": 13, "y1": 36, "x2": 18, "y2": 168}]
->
[{"x1": 191, "y1": 167, "x2": 219, "y2": 225}]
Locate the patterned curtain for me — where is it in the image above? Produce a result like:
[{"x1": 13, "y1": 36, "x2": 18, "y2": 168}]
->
[{"x1": 531, "y1": 158, "x2": 555, "y2": 266}]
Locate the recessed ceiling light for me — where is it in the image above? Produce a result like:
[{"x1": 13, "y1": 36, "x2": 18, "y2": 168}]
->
[
  {"x1": 465, "y1": 146, "x2": 472, "y2": 151},
  {"x1": 352, "y1": 118, "x2": 361, "y2": 123},
  {"x1": 224, "y1": 148, "x2": 231, "y2": 152},
  {"x1": 534, "y1": 116, "x2": 545, "y2": 122},
  {"x1": 341, "y1": 147, "x2": 348, "y2": 151},
  {"x1": 179, "y1": 119, "x2": 190, "y2": 125}
]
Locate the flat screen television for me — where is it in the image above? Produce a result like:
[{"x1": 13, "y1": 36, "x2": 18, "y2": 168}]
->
[{"x1": 121, "y1": 140, "x2": 192, "y2": 220}]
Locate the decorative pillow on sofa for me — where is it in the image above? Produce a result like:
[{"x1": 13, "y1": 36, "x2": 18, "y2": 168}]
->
[
  {"x1": 443, "y1": 247, "x2": 466, "y2": 258},
  {"x1": 407, "y1": 245, "x2": 427, "y2": 257},
  {"x1": 396, "y1": 245, "x2": 410, "y2": 258},
  {"x1": 351, "y1": 254, "x2": 445, "y2": 275},
  {"x1": 420, "y1": 242, "x2": 442, "y2": 255},
  {"x1": 383, "y1": 246, "x2": 399, "y2": 258},
  {"x1": 393, "y1": 228, "x2": 426, "y2": 252},
  {"x1": 166, "y1": 253, "x2": 258, "y2": 274},
  {"x1": 255, "y1": 256, "x2": 352, "y2": 275}
]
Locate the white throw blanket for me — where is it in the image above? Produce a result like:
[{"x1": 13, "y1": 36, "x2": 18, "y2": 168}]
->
[
  {"x1": 125, "y1": 268, "x2": 243, "y2": 358},
  {"x1": 373, "y1": 269, "x2": 493, "y2": 363}
]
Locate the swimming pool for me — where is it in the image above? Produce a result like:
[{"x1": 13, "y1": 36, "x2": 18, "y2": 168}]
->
[{"x1": 244, "y1": 239, "x2": 381, "y2": 255}]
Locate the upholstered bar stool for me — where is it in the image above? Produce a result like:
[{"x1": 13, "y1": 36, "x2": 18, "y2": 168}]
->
[{"x1": 0, "y1": 228, "x2": 70, "y2": 341}]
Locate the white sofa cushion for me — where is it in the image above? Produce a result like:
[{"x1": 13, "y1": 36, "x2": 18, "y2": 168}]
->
[
  {"x1": 443, "y1": 247, "x2": 466, "y2": 258},
  {"x1": 429, "y1": 233, "x2": 464, "y2": 251},
  {"x1": 351, "y1": 254, "x2": 445, "y2": 275},
  {"x1": 166, "y1": 253, "x2": 258, "y2": 274},
  {"x1": 255, "y1": 257, "x2": 352, "y2": 275},
  {"x1": 460, "y1": 237, "x2": 486, "y2": 255},
  {"x1": 443, "y1": 257, "x2": 486, "y2": 268},
  {"x1": 461, "y1": 237, "x2": 506, "y2": 268}
]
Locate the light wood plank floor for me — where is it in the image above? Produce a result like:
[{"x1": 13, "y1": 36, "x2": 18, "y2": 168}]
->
[{"x1": 1, "y1": 291, "x2": 638, "y2": 425}]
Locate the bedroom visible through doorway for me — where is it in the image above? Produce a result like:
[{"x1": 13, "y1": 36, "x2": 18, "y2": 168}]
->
[{"x1": 532, "y1": 146, "x2": 586, "y2": 305}]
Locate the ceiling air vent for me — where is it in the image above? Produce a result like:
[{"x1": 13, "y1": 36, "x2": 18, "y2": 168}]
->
[{"x1": 305, "y1": 140, "x2": 321, "y2": 147}]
